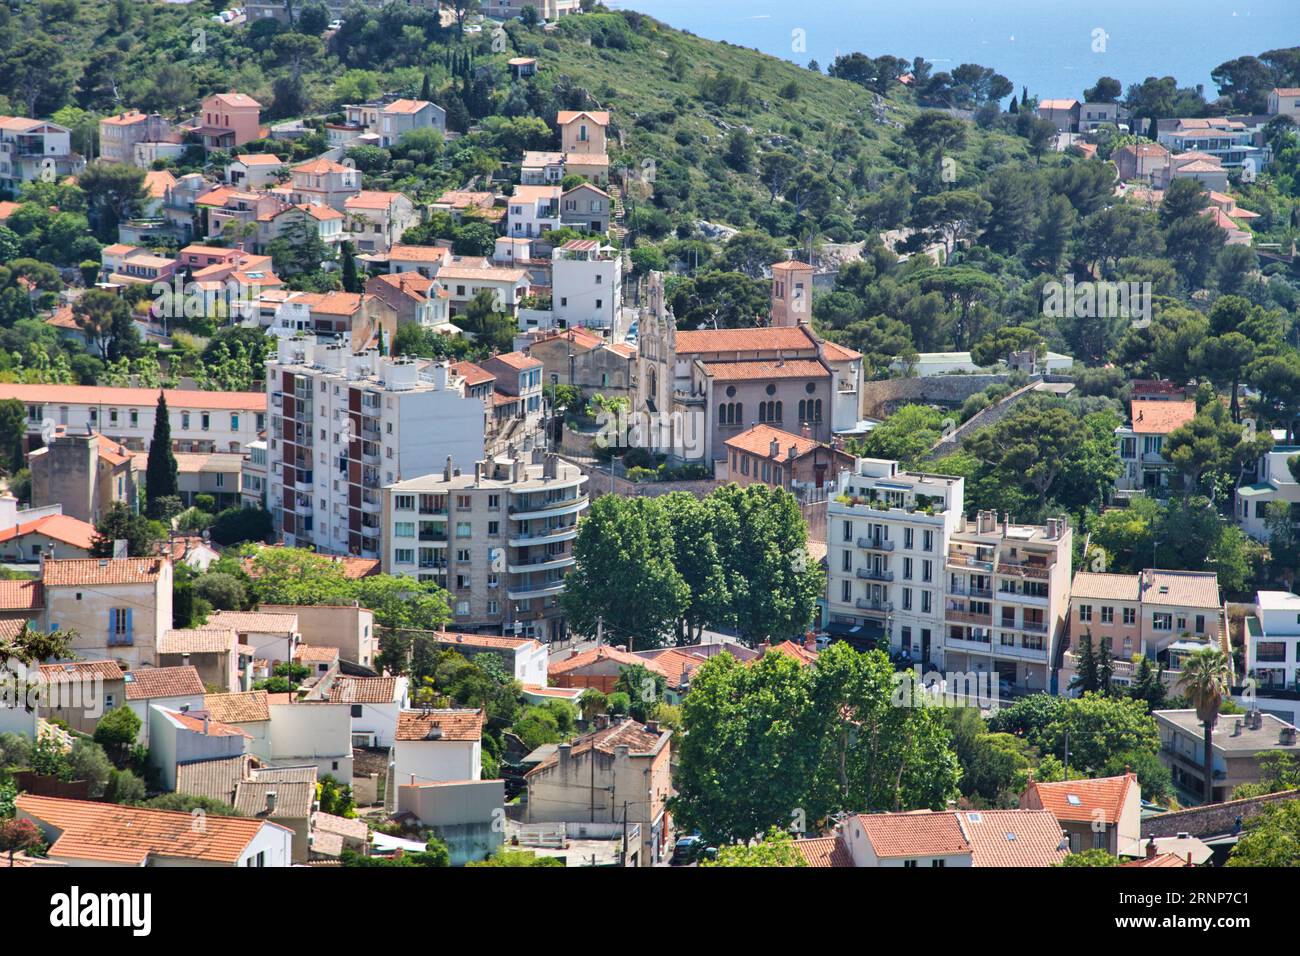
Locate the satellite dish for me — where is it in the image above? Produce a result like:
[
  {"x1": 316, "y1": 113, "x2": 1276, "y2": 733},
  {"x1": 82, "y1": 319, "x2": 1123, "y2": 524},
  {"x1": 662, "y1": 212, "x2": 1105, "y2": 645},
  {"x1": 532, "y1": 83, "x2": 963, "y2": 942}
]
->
[{"x1": 40, "y1": 418, "x2": 57, "y2": 444}]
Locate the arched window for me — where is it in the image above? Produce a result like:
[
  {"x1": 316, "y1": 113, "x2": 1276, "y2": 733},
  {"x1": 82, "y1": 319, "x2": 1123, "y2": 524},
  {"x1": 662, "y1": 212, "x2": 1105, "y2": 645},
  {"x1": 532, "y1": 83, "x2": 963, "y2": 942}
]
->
[
  {"x1": 813, "y1": 399, "x2": 823, "y2": 422},
  {"x1": 735, "y1": 403, "x2": 743, "y2": 425},
  {"x1": 775, "y1": 401, "x2": 783, "y2": 421},
  {"x1": 798, "y1": 399, "x2": 807, "y2": 422},
  {"x1": 719, "y1": 404, "x2": 728, "y2": 425},
  {"x1": 758, "y1": 403, "x2": 768, "y2": 423}
]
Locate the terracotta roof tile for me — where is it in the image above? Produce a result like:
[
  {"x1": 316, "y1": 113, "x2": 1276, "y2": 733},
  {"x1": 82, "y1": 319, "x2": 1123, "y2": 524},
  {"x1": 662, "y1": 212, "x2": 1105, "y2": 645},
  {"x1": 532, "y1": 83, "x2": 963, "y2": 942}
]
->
[
  {"x1": 207, "y1": 610, "x2": 298, "y2": 634},
  {"x1": 123, "y1": 666, "x2": 204, "y2": 701},
  {"x1": 549, "y1": 644, "x2": 670, "y2": 677},
  {"x1": 857, "y1": 811, "x2": 970, "y2": 859},
  {"x1": 702, "y1": 359, "x2": 828, "y2": 382},
  {"x1": 328, "y1": 676, "x2": 399, "y2": 704},
  {"x1": 395, "y1": 708, "x2": 483, "y2": 742},
  {"x1": 0, "y1": 579, "x2": 42, "y2": 610},
  {"x1": 204, "y1": 690, "x2": 271, "y2": 723},
  {"x1": 525, "y1": 719, "x2": 667, "y2": 776},
  {"x1": 175, "y1": 754, "x2": 252, "y2": 803},
  {"x1": 0, "y1": 383, "x2": 266, "y2": 412},
  {"x1": 1022, "y1": 773, "x2": 1138, "y2": 825},
  {"x1": 38, "y1": 660, "x2": 124, "y2": 684},
  {"x1": 724, "y1": 423, "x2": 821, "y2": 459},
  {"x1": 16, "y1": 793, "x2": 277, "y2": 865},
  {"x1": 675, "y1": 326, "x2": 817, "y2": 355},
  {"x1": 43, "y1": 557, "x2": 167, "y2": 587},
  {"x1": 958, "y1": 810, "x2": 1070, "y2": 866},
  {"x1": 431, "y1": 631, "x2": 542, "y2": 652},
  {"x1": 793, "y1": 835, "x2": 853, "y2": 867},
  {"x1": 159, "y1": 627, "x2": 237, "y2": 655}
]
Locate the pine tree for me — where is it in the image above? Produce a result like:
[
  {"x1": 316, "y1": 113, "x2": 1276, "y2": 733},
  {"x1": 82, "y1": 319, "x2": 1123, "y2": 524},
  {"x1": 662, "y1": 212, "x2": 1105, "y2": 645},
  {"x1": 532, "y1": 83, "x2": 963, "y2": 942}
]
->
[
  {"x1": 1097, "y1": 636, "x2": 1114, "y2": 696},
  {"x1": 1069, "y1": 631, "x2": 1099, "y2": 694},
  {"x1": 420, "y1": 73, "x2": 431, "y2": 101},
  {"x1": 145, "y1": 392, "x2": 179, "y2": 518},
  {"x1": 1009, "y1": 97, "x2": 1019, "y2": 114}
]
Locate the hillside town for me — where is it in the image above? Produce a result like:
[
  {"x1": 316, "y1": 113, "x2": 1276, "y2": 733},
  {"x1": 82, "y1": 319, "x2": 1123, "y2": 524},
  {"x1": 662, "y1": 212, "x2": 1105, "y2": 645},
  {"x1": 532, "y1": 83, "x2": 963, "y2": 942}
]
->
[{"x1": 0, "y1": 1, "x2": 1298, "y2": 890}]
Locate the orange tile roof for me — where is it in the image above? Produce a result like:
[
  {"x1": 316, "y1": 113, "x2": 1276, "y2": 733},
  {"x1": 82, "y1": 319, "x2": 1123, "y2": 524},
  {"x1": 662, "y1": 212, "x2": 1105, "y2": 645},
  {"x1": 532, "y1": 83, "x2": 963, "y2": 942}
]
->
[
  {"x1": 42, "y1": 557, "x2": 167, "y2": 587},
  {"x1": 702, "y1": 358, "x2": 828, "y2": 382},
  {"x1": 0, "y1": 514, "x2": 96, "y2": 552},
  {"x1": 450, "y1": 361, "x2": 495, "y2": 388},
  {"x1": 345, "y1": 190, "x2": 408, "y2": 211},
  {"x1": 857, "y1": 811, "x2": 971, "y2": 859},
  {"x1": 525, "y1": 719, "x2": 667, "y2": 776},
  {"x1": 386, "y1": 244, "x2": 449, "y2": 262},
  {"x1": 0, "y1": 200, "x2": 20, "y2": 221},
  {"x1": 168, "y1": 709, "x2": 252, "y2": 738},
  {"x1": 0, "y1": 579, "x2": 42, "y2": 610},
  {"x1": 123, "y1": 666, "x2": 205, "y2": 701},
  {"x1": 395, "y1": 708, "x2": 483, "y2": 742},
  {"x1": 204, "y1": 690, "x2": 271, "y2": 723},
  {"x1": 293, "y1": 158, "x2": 351, "y2": 175},
  {"x1": 431, "y1": 631, "x2": 543, "y2": 651},
  {"x1": 143, "y1": 170, "x2": 177, "y2": 199},
  {"x1": 675, "y1": 326, "x2": 817, "y2": 355},
  {"x1": 0, "y1": 383, "x2": 266, "y2": 412},
  {"x1": 38, "y1": 660, "x2": 125, "y2": 684},
  {"x1": 207, "y1": 92, "x2": 261, "y2": 109},
  {"x1": 486, "y1": 351, "x2": 542, "y2": 371},
  {"x1": 557, "y1": 110, "x2": 610, "y2": 126},
  {"x1": 820, "y1": 339, "x2": 862, "y2": 361},
  {"x1": 207, "y1": 610, "x2": 298, "y2": 634},
  {"x1": 549, "y1": 644, "x2": 670, "y2": 677},
  {"x1": 724, "y1": 423, "x2": 821, "y2": 459},
  {"x1": 294, "y1": 644, "x2": 339, "y2": 663},
  {"x1": 158, "y1": 627, "x2": 238, "y2": 655},
  {"x1": 793, "y1": 835, "x2": 853, "y2": 867},
  {"x1": 16, "y1": 794, "x2": 280, "y2": 865},
  {"x1": 328, "y1": 676, "x2": 400, "y2": 704},
  {"x1": 636, "y1": 647, "x2": 708, "y2": 687},
  {"x1": 764, "y1": 639, "x2": 819, "y2": 666},
  {"x1": 1023, "y1": 773, "x2": 1138, "y2": 825},
  {"x1": 1130, "y1": 399, "x2": 1196, "y2": 435},
  {"x1": 383, "y1": 98, "x2": 433, "y2": 115},
  {"x1": 1122, "y1": 852, "x2": 1193, "y2": 867},
  {"x1": 958, "y1": 810, "x2": 1069, "y2": 867},
  {"x1": 235, "y1": 153, "x2": 284, "y2": 166}
]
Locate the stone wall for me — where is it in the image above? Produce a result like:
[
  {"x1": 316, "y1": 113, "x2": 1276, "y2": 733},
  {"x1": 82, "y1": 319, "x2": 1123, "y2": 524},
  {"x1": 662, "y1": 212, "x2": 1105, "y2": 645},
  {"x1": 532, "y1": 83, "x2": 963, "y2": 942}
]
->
[
  {"x1": 926, "y1": 381, "x2": 1045, "y2": 460},
  {"x1": 1141, "y1": 789, "x2": 1300, "y2": 839},
  {"x1": 861, "y1": 374, "x2": 1011, "y2": 419}
]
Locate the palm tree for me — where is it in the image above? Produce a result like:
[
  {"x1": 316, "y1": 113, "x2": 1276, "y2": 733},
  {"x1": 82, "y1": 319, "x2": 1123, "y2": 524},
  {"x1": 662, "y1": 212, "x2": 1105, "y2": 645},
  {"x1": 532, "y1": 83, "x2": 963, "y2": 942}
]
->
[{"x1": 1176, "y1": 647, "x2": 1232, "y2": 804}]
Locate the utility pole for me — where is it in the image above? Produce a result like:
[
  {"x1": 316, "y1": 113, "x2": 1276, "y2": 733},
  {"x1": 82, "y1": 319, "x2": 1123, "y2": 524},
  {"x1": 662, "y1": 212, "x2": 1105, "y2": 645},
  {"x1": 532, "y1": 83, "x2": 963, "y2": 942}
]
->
[{"x1": 620, "y1": 800, "x2": 628, "y2": 867}]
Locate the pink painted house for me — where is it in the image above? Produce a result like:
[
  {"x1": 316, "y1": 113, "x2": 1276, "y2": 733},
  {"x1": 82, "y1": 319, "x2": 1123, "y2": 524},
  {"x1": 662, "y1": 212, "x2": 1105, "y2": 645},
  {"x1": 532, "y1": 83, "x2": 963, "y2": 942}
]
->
[{"x1": 195, "y1": 92, "x2": 263, "y2": 151}]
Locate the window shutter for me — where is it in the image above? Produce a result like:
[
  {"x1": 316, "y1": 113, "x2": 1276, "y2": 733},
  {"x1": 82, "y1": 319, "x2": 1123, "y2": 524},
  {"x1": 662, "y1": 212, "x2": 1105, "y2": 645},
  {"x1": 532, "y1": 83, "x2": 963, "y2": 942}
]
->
[
  {"x1": 125, "y1": 608, "x2": 134, "y2": 646},
  {"x1": 108, "y1": 609, "x2": 116, "y2": 644}
]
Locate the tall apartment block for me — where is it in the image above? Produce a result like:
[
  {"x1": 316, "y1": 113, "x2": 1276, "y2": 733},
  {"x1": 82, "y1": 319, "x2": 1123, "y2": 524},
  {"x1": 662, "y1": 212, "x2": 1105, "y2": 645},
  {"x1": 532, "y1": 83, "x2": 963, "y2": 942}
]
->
[
  {"x1": 266, "y1": 337, "x2": 487, "y2": 558},
  {"x1": 944, "y1": 511, "x2": 1073, "y2": 693},
  {"x1": 826, "y1": 457, "x2": 1073, "y2": 692},
  {"x1": 381, "y1": 452, "x2": 588, "y2": 642},
  {"x1": 825, "y1": 459, "x2": 965, "y2": 665}
]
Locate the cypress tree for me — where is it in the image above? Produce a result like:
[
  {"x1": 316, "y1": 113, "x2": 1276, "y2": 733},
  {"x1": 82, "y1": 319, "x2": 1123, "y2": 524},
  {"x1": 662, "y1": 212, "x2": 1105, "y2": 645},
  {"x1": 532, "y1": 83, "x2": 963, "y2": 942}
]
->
[
  {"x1": 341, "y1": 241, "x2": 362, "y2": 293},
  {"x1": 1097, "y1": 636, "x2": 1113, "y2": 696},
  {"x1": 1069, "y1": 631, "x2": 1099, "y2": 694},
  {"x1": 145, "y1": 392, "x2": 179, "y2": 517},
  {"x1": 420, "y1": 72, "x2": 431, "y2": 101}
]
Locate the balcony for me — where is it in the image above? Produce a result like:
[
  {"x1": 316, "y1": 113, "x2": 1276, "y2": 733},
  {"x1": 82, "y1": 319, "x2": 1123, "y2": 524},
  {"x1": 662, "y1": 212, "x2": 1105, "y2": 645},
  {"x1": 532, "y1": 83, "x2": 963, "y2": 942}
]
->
[
  {"x1": 507, "y1": 580, "x2": 566, "y2": 600},
  {"x1": 950, "y1": 586, "x2": 993, "y2": 600},
  {"x1": 857, "y1": 537, "x2": 895, "y2": 552},
  {"x1": 509, "y1": 495, "x2": 589, "y2": 521},
  {"x1": 946, "y1": 607, "x2": 992, "y2": 626},
  {"x1": 856, "y1": 567, "x2": 894, "y2": 583},
  {"x1": 997, "y1": 561, "x2": 1053, "y2": 581},
  {"x1": 507, "y1": 554, "x2": 576, "y2": 574},
  {"x1": 855, "y1": 598, "x2": 892, "y2": 614},
  {"x1": 948, "y1": 551, "x2": 994, "y2": 572},
  {"x1": 988, "y1": 641, "x2": 1049, "y2": 661},
  {"x1": 509, "y1": 524, "x2": 580, "y2": 547}
]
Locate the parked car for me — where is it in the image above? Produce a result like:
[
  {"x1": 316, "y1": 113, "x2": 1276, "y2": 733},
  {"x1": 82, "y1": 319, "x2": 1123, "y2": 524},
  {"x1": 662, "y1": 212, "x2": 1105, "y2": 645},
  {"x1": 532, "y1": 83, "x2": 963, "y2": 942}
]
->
[
  {"x1": 670, "y1": 834, "x2": 716, "y2": 865},
  {"x1": 328, "y1": 19, "x2": 344, "y2": 30}
]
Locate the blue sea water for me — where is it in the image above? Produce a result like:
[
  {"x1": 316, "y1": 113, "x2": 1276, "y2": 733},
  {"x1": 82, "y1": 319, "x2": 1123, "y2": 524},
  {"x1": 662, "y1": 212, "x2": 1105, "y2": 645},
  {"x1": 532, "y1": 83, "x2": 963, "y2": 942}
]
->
[{"x1": 609, "y1": 0, "x2": 1300, "y2": 103}]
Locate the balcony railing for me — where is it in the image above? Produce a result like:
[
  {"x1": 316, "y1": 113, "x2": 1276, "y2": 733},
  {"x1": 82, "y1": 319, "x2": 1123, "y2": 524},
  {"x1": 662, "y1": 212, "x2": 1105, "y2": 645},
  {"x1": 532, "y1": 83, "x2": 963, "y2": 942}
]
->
[
  {"x1": 857, "y1": 537, "x2": 895, "y2": 552},
  {"x1": 997, "y1": 562, "x2": 1052, "y2": 580},
  {"x1": 948, "y1": 551, "x2": 994, "y2": 571},
  {"x1": 947, "y1": 608, "x2": 992, "y2": 626},
  {"x1": 856, "y1": 567, "x2": 894, "y2": 583},
  {"x1": 855, "y1": 598, "x2": 892, "y2": 613}
]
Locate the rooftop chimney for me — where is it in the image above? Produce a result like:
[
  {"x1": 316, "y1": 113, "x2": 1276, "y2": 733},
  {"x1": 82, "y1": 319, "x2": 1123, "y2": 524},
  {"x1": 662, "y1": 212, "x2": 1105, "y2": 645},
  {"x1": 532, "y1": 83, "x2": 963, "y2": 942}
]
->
[
  {"x1": 265, "y1": 791, "x2": 277, "y2": 815},
  {"x1": 1145, "y1": 840, "x2": 1158, "y2": 860}
]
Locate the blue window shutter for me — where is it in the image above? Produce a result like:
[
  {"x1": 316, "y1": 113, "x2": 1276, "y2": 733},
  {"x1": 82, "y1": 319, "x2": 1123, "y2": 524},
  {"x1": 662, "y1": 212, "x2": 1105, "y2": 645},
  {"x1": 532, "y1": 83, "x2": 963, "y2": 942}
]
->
[
  {"x1": 125, "y1": 608, "x2": 133, "y2": 646},
  {"x1": 108, "y1": 609, "x2": 116, "y2": 644}
]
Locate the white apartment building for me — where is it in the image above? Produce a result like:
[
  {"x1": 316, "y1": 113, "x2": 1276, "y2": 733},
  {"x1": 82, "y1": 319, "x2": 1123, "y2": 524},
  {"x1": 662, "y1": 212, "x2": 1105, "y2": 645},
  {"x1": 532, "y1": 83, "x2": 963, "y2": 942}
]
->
[
  {"x1": 381, "y1": 452, "x2": 587, "y2": 642},
  {"x1": 242, "y1": 439, "x2": 269, "y2": 508},
  {"x1": 508, "y1": 185, "x2": 561, "y2": 239},
  {"x1": 825, "y1": 459, "x2": 965, "y2": 667},
  {"x1": 0, "y1": 384, "x2": 266, "y2": 454},
  {"x1": 0, "y1": 116, "x2": 84, "y2": 190},
  {"x1": 1248, "y1": 591, "x2": 1300, "y2": 695},
  {"x1": 944, "y1": 510, "x2": 1073, "y2": 693},
  {"x1": 265, "y1": 336, "x2": 487, "y2": 559},
  {"x1": 1237, "y1": 443, "x2": 1300, "y2": 542},
  {"x1": 551, "y1": 240, "x2": 622, "y2": 330}
]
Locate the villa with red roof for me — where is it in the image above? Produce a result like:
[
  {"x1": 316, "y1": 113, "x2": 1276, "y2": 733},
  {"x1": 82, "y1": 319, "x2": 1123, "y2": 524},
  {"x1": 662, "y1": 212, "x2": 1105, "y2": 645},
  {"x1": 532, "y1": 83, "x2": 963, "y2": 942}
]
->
[
  {"x1": 1115, "y1": 399, "x2": 1198, "y2": 496},
  {"x1": 1021, "y1": 772, "x2": 1142, "y2": 856}
]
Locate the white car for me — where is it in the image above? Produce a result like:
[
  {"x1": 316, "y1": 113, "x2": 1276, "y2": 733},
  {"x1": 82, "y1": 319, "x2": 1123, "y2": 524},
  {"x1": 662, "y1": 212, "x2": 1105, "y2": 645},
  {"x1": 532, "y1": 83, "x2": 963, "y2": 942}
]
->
[{"x1": 328, "y1": 19, "x2": 344, "y2": 30}]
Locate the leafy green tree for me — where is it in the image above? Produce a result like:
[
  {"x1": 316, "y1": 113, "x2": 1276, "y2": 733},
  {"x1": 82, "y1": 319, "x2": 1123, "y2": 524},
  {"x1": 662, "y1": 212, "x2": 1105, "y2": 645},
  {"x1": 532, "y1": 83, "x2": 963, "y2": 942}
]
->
[
  {"x1": 703, "y1": 827, "x2": 808, "y2": 867},
  {"x1": 964, "y1": 396, "x2": 1090, "y2": 509},
  {"x1": 660, "y1": 492, "x2": 731, "y2": 642},
  {"x1": 614, "y1": 664, "x2": 668, "y2": 722},
  {"x1": 92, "y1": 706, "x2": 141, "y2": 761},
  {"x1": 1227, "y1": 800, "x2": 1300, "y2": 866},
  {"x1": 90, "y1": 503, "x2": 164, "y2": 558},
  {"x1": 853, "y1": 405, "x2": 945, "y2": 468},
  {"x1": 145, "y1": 393, "x2": 179, "y2": 518},
  {"x1": 467, "y1": 847, "x2": 563, "y2": 867},
  {"x1": 561, "y1": 495, "x2": 689, "y2": 651},
  {"x1": 1038, "y1": 694, "x2": 1160, "y2": 778},
  {"x1": 0, "y1": 399, "x2": 26, "y2": 474},
  {"x1": 1057, "y1": 849, "x2": 1121, "y2": 867}
]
